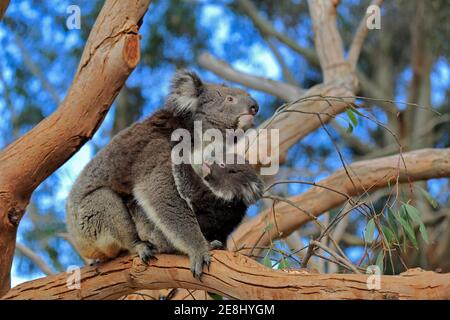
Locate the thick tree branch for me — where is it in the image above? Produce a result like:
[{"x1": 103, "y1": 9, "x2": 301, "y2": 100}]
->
[
  {"x1": 229, "y1": 0, "x2": 359, "y2": 167},
  {"x1": 235, "y1": 81, "x2": 355, "y2": 165},
  {"x1": 0, "y1": 0, "x2": 152, "y2": 296},
  {"x1": 198, "y1": 52, "x2": 304, "y2": 101},
  {"x1": 308, "y1": 0, "x2": 352, "y2": 82},
  {"x1": 3, "y1": 252, "x2": 449, "y2": 300},
  {"x1": 230, "y1": 148, "x2": 450, "y2": 252}
]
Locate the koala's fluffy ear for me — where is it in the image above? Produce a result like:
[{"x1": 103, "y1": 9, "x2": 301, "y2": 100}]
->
[{"x1": 168, "y1": 70, "x2": 204, "y2": 114}]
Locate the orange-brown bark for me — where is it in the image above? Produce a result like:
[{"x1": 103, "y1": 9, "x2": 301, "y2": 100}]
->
[
  {"x1": 3, "y1": 252, "x2": 449, "y2": 300},
  {"x1": 0, "y1": 0, "x2": 152, "y2": 296},
  {"x1": 230, "y1": 148, "x2": 450, "y2": 253}
]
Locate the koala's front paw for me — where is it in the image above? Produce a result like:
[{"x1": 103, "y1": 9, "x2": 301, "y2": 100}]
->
[
  {"x1": 189, "y1": 250, "x2": 212, "y2": 280},
  {"x1": 209, "y1": 240, "x2": 224, "y2": 250},
  {"x1": 88, "y1": 259, "x2": 101, "y2": 267},
  {"x1": 136, "y1": 241, "x2": 158, "y2": 265}
]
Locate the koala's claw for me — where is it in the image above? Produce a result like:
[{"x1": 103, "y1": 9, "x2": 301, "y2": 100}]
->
[
  {"x1": 209, "y1": 240, "x2": 224, "y2": 250},
  {"x1": 136, "y1": 242, "x2": 158, "y2": 265},
  {"x1": 88, "y1": 259, "x2": 101, "y2": 267},
  {"x1": 190, "y1": 251, "x2": 212, "y2": 280}
]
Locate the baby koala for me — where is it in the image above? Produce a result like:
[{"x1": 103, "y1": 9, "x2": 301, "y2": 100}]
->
[
  {"x1": 130, "y1": 155, "x2": 264, "y2": 255},
  {"x1": 175, "y1": 155, "x2": 264, "y2": 246}
]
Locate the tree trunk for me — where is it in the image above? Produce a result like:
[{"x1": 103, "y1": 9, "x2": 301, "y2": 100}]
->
[{"x1": 0, "y1": 0, "x2": 152, "y2": 296}]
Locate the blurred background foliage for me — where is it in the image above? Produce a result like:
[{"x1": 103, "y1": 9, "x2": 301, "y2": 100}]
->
[{"x1": 0, "y1": 0, "x2": 449, "y2": 284}]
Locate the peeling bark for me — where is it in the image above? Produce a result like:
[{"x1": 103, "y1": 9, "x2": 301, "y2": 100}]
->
[{"x1": 3, "y1": 252, "x2": 449, "y2": 300}]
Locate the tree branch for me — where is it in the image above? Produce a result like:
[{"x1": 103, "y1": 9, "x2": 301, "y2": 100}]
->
[
  {"x1": 230, "y1": 148, "x2": 450, "y2": 252},
  {"x1": 198, "y1": 52, "x2": 304, "y2": 101},
  {"x1": 0, "y1": 0, "x2": 9, "y2": 20},
  {"x1": 0, "y1": 0, "x2": 152, "y2": 296},
  {"x1": 235, "y1": 81, "x2": 355, "y2": 165},
  {"x1": 11, "y1": 31, "x2": 61, "y2": 105},
  {"x1": 15, "y1": 243, "x2": 55, "y2": 276},
  {"x1": 3, "y1": 252, "x2": 449, "y2": 300},
  {"x1": 307, "y1": 0, "x2": 351, "y2": 82}
]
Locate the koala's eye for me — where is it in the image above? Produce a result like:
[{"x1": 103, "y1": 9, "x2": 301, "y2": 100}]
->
[
  {"x1": 219, "y1": 163, "x2": 225, "y2": 168},
  {"x1": 226, "y1": 96, "x2": 237, "y2": 104}
]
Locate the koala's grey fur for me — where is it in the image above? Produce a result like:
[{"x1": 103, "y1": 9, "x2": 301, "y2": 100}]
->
[
  {"x1": 172, "y1": 157, "x2": 264, "y2": 245},
  {"x1": 66, "y1": 70, "x2": 260, "y2": 278}
]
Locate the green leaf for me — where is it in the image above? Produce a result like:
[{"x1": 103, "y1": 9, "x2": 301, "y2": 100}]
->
[
  {"x1": 375, "y1": 250, "x2": 384, "y2": 273},
  {"x1": 278, "y1": 257, "x2": 290, "y2": 269},
  {"x1": 393, "y1": 208, "x2": 418, "y2": 248},
  {"x1": 346, "y1": 122, "x2": 354, "y2": 134},
  {"x1": 419, "y1": 187, "x2": 438, "y2": 209},
  {"x1": 386, "y1": 208, "x2": 400, "y2": 241},
  {"x1": 262, "y1": 255, "x2": 272, "y2": 268},
  {"x1": 380, "y1": 224, "x2": 395, "y2": 244},
  {"x1": 399, "y1": 205, "x2": 409, "y2": 220},
  {"x1": 419, "y1": 223, "x2": 430, "y2": 244},
  {"x1": 402, "y1": 203, "x2": 421, "y2": 223},
  {"x1": 387, "y1": 208, "x2": 398, "y2": 229},
  {"x1": 403, "y1": 203, "x2": 429, "y2": 244},
  {"x1": 208, "y1": 293, "x2": 223, "y2": 300},
  {"x1": 346, "y1": 108, "x2": 358, "y2": 127},
  {"x1": 264, "y1": 223, "x2": 274, "y2": 233},
  {"x1": 349, "y1": 105, "x2": 365, "y2": 116},
  {"x1": 364, "y1": 219, "x2": 376, "y2": 243}
]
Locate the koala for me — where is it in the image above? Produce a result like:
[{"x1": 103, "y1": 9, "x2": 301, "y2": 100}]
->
[
  {"x1": 127, "y1": 156, "x2": 263, "y2": 258},
  {"x1": 172, "y1": 155, "x2": 264, "y2": 245},
  {"x1": 66, "y1": 70, "x2": 260, "y2": 278}
]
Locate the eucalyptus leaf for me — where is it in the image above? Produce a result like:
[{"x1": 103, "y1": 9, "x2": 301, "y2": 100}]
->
[
  {"x1": 364, "y1": 219, "x2": 376, "y2": 243},
  {"x1": 278, "y1": 257, "x2": 290, "y2": 269},
  {"x1": 262, "y1": 255, "x2": 272, "y2": 268},
  {"x1": 387, "y1": 208, "x2": 400, "y2": 240},
  {"x1": 419, "y1": 223, "x2": 430, "y2": 244},
  {"x1": 346, "y1": 122, "x2": 354, "y2": 134},
  {"x1": 419, "y1": 187, "x2": 438, "y2": 209},
  {"x1": 264, "y1": 223, "x2": 274, "y2": 233},
  {"x1": 402, "y1": 203, "x2": 422, "y2": 223},
  {"x1": 380, "y1": 224, "x2": 395, "y2": 244},
  {"x1": 375, "y1": 251, "x2": 384, "y2": 273},
  {"x1": 346, "y1": 109, "x2": 358, "y2": 127},
  {"x1": 349, "y1": 105, "x2": 365, "y2": 116},
  {"x1": 209, "y1": 293, "x2": 223, "y2": 300},
  {"x1": 403, "y1": 203, "x2": 429, "y2": 244},
  {"x1": 393, "y1": 211, "x2": 418, "y2": 249}
]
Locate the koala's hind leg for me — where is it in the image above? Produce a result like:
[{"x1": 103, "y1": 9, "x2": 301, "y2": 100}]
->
[
  {"x1": 128, "y1": 201, "x2": 176, "y2": 254},
  {"x1": 74, "y1": 187, "x2": 155, "y2": 264},
  {"x1": 133, "y1": 164, "x2": 213, "y2": 279}
]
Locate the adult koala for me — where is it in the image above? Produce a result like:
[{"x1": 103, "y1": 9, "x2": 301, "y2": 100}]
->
[{"x1": 66, "y1": 70, "x2": 260, "y2": 278}]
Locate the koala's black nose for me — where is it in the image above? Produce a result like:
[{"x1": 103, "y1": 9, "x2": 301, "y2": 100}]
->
[{"x1": 248, "y1": 97, "x2": 259, "y2": 116}]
